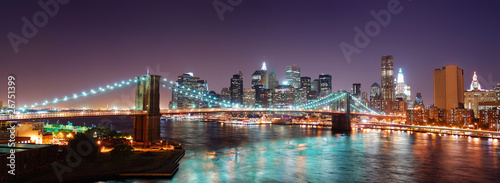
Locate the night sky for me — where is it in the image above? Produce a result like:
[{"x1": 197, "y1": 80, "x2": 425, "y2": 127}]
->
[{"x1": 1, "y1": 0, "x2": 499, "y2": 109}]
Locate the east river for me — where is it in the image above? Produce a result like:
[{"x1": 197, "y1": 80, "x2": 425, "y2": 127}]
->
[{"x1": 96, "y1": 119, "x2": 500, "y2": 182}]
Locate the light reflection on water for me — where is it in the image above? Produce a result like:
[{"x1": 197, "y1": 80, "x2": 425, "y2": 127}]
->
[{"x1": 104, "y1": 120, "x2": 500, "y2": 183}]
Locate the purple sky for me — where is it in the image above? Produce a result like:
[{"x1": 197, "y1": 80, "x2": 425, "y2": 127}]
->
[{"x1": 1, "y1": 0, "x2": 499, "y2": 109}]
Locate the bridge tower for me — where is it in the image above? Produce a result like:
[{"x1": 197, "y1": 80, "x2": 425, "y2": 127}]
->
[
  {"x1": 332, "y1": 93, "x2": 351, "y2": 132},
  {"x1": 133, "y1": 75, "x2": 161, "y2": 142}
]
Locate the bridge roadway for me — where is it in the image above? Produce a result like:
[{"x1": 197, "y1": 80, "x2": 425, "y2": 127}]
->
[
  {"x1": 160, "y1": 108, "x2": 401, "y2": 118},
  {"x1": 0, "y1": 108, "x2": 402, "y2": 121},
  {"x1": 0, "y1": 111, "x2": 147, "y2": 121}
]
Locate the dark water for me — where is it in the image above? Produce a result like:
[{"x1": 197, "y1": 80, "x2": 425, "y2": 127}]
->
[{"x1": 100, "y1": 119, "x2": 500, "y2": 182}]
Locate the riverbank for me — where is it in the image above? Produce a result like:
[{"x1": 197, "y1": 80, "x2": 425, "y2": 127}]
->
[{"x1": 20, "y1": 149, "x2": 185, "y2": 183}]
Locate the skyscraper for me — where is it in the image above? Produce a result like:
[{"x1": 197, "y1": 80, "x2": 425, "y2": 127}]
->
[
  {"x1": 381, "y1": 55, "x2": 395, "y2": 112},
  {"x1": 395, "y1": 68, "x2": 411, "y2": 101},
  {"x1": 300, "y1": 77, "x2": 311, "y2": 93},
  {"x1": 352, "y1": 83, "x2": 361, "y2": 98},
  {"x1": 169, "y1": 72, "x2": 208, "y2": 109},
  {"x1": 285, "y1": 65, "x2": 301, "y2": 88},
  {"x1": 251, "y1": 70, "x2": 264, "y2": 89},
  {"x1": 268, "y1": 67, "x2": 278, "y2": 90},
  {"x1": 261, "y1": 62, "x2": 268, "y2": 89},
  {"x1": 433, "y1": 65, "x2": 464, "y2": 110},
  {"x1": 319, "y1": 74, "x2": 332, "y2": 97},
  {"x1": 230, "y1": 71, "x2": 244, "y2": 106}
]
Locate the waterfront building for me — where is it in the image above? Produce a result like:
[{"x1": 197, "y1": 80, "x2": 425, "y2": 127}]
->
[
  {"x1": 464, "y1": 71, "x2": 498, "y2": 117},
  {"x1": 406, "y1": 107, "x2": 429, "y2": 125},
  {"x1": 433, "y1": 65, "x2": 464, "y2": 110},
  {"x1": 230, "y1": 71, "x2": 244, "y2": 106},
  {"x1": 478, "y1": 102, "x2": 500, "y2": 130},
  {"x1": 285, "y1": 65, "x2": 301, "y2": 88},
  {"x1": 169, "y1": 72, "x2": 209, "y2": 109},
  {"x1": 319, "y1": 74, "x2": 332, "y2": 97},
  {"x1": 381, "y1": 55, "x2": 395, "y2": 112},
  {"x1": 273, "y1": 85, "x2": 295, "y2": 108}
]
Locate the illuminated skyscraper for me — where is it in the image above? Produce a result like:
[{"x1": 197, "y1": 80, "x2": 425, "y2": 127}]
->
[
  {"x1": 300, "y1": 77, "x2": 311, "y2": 93},
  {"x1": 230, "y1": 71, "x2": 244, "y2": 106},
  {"x1": 395, "y1": 68, "x2": 411, "y2": 101},
  {"x1": 433, "y1": 65, "x2": 464, "y2": 110},
  {"x1": 286, "y1": 65, "x2": 301, "y2": 88},
  {"x1": 381, "y1": 55, "x2": 395, "y2": 112},
  {"x1": 319, "y1": 74, "x2": 332, "y2": 97},
  {"x1": 261, "y1": 62, "x2": 268, "y2": 89},
  {"x1": 169, "y1": 72, "x2": 208, "y2": 109}
]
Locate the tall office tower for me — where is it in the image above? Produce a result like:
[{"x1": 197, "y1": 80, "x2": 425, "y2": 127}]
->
[
  {"x1": 352, "y1": 83, "x2": 361, "y2": 98},
  {"x1": 381, "y1": 55, "x2": 395, "y2": 101},
  {"x1": 251, "y1": 70, "x2": 264, "y2": 89},
  {"x1": 230, "y1": 71, "x2": 244, "y2": 106},
  {"x1": 261, "y1": 62, "x2": 268, "y2": 89},
  {"x1": 285, "y1": 65, "x2": 301, "y2": 88},
  {"x1": 433, "y1": 65, "x2": 464, "y2": 110},
  {"x1": 395, "y1": 68, "x2": 412, "y2": 101},
  {"x1": 169, "y1": 72, "x2": 208, "y2": 109},
  {"x1": 268, "y1": 67, "x2": 278, "y2": 90},
  {"x1": 381, "y1": 55, "x2": 395, "y2": 112},
  {"x1": 300, "y1": 77, "x2": 311, "y2": 93},
  {"x1": 319, "y1": 74, "x2": 332, "y2": 97}
]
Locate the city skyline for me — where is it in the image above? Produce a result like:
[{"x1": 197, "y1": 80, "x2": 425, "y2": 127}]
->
[{"x1": 1, "y1": 1, "x2": 500, "y2": 108}]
